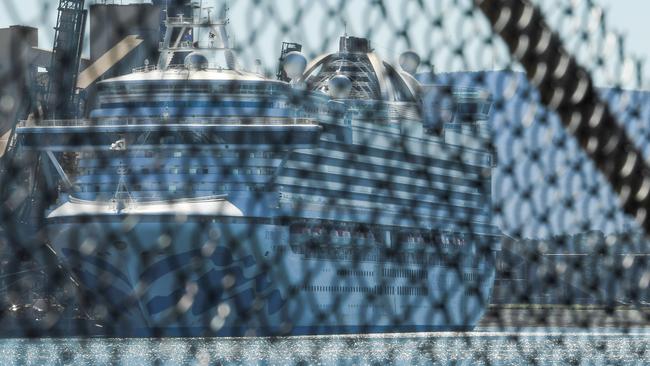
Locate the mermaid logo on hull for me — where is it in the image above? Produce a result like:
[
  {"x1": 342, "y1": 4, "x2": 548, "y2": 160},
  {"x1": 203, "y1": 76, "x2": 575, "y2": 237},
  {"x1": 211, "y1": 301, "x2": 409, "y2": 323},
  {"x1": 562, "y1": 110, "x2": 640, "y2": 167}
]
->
[{"x1": 62, "y1": 245, "x2": 286, "y2": 322}]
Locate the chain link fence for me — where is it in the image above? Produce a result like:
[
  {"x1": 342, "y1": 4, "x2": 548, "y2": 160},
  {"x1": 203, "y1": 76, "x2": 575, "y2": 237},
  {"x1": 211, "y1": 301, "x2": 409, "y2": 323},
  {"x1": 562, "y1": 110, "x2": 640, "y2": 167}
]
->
[{"x1": 1, "y1": 0, "x2": 650, "y2": 363}]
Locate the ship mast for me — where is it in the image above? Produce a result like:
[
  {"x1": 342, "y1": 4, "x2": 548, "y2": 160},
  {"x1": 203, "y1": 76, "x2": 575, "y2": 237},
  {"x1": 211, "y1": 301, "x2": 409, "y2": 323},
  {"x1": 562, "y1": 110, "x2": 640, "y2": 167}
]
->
[{"x1": 157, "y1": 0, "x2": 237, "y2": 71}]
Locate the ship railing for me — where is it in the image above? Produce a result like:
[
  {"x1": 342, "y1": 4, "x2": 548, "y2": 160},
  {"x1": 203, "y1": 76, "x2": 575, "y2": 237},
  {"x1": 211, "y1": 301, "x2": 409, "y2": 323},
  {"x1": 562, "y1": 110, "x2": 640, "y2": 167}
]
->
[
  {"x1": 165, "y1": 16, "x2": 227, "y2": 27},
  {"x1": 17, "y1": 117, "x2": 319, "y2": 128},
  {"x1": 451, "y1": 87, "x2": 491, "y2": 101},
  {"x1": 386, "y1": 104, "x2": 421, "y2": 121},
  {"x1": 17, "y1": 119, "x2": 91, "y2": 128},
  {"x1": 131, "y1": 65, "x2": 158, "y2": 73},
  {"x1": 132, "y1": 63, "x2": 236, "y2": 73},
  {"x1": 422, "y1": 85, "x2": 491, "y2": 100},
  {"x1": 90, "y1": 0, "x2": 148, "y2": 5}
]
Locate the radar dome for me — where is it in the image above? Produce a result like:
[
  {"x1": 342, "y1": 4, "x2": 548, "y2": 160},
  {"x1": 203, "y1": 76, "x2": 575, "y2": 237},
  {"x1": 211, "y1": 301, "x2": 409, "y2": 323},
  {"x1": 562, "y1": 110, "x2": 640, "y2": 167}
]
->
[
  {"x1": 328, "y1": 74, "x2": 352, "y2": 99},
  {"x1": 184, "y1": 52, "x2": 209, "y2": 71},
  {"x1": 399, "y1": 50, "x2": 421, "y2": 75},
  {"x1": 282, "y1": 51, "x2": 308, "y2": 80}
]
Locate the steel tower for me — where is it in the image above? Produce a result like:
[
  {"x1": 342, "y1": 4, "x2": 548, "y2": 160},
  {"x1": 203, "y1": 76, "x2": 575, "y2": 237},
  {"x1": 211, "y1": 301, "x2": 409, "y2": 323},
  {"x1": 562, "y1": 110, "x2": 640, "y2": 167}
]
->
[{"x1": 46, "y1": 0, "x2": 86, "y2": 120}]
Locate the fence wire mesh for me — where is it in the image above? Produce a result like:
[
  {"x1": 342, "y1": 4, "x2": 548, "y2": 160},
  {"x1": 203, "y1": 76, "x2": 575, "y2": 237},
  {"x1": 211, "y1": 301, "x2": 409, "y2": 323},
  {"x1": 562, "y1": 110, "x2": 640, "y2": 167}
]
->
[{"x1": 1, "y1": 0, "x2": 650, "y2": 364}]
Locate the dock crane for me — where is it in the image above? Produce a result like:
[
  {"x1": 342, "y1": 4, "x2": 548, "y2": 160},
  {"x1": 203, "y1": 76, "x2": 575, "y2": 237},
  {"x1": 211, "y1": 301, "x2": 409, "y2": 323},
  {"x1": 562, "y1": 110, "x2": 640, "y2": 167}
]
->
[
  {"x1": 1, "y1": 0, "x2": 86, "y2": 157},
  {"x1": 46, "y1": 0, "x2": 87, "y2": 120},
  {"x1": 0, "y1": 0, "x2": 86, "y2": 219},
  {"x1": 5, "y1": 0, "x2": 88, "y2": 322}
]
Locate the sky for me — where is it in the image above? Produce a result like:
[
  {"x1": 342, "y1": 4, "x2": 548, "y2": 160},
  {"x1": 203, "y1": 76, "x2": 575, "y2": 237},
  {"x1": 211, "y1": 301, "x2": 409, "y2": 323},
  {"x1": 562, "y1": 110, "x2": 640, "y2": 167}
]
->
[
  {"x1": 598, "y1": 0, "x2": 650, "y2": 64},
  {"x1": 1, "y1": 0, "x2": 649, "y2": 88}
]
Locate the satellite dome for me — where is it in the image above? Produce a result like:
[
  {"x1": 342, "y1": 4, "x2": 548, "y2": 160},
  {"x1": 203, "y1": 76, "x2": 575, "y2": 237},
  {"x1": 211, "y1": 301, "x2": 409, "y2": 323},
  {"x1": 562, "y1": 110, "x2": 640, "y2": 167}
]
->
[
  {"x1": 282, "y1": 51, "x2": 308, "y2": 80},
  {"x1": 399, "y1": 50, "x2": 421, "y2": 75},
  {"x1": 302, "y1": 36, "x2": 419, "y2": 102},
  {"x1": 328, "y1": 73, "x2": 352, "y2": 99},
  {"x1": 184, "y1": 51, "x2": 209, "y2": 71}
]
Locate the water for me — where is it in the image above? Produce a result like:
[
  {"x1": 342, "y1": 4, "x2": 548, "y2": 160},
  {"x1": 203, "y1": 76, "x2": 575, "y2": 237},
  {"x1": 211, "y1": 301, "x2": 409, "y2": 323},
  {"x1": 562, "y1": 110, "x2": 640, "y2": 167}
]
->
[{"x1": 2, "y1": 328, "x2": 650, "y2": 365}]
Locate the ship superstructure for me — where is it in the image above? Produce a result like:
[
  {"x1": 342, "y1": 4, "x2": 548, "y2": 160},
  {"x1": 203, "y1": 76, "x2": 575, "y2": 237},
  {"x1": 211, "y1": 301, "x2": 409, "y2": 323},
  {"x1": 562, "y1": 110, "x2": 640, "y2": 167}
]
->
[{"x1": 11, "y1": 4, "x2": 499, "y2": 336}]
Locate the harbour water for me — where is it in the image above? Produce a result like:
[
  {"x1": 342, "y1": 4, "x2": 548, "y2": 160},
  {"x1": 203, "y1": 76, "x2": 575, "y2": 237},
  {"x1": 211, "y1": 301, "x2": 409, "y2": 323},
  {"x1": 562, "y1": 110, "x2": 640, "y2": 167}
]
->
[{"x1": 3, "y1": 328, "x2": 650, "y2": 365}]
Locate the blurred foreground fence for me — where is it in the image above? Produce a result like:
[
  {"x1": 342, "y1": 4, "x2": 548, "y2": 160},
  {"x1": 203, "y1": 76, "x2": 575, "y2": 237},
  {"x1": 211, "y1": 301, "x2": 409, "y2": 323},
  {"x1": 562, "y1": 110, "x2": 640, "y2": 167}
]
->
[{"x1": 1, "y1": 0, "x2": 650, "y2": 363}]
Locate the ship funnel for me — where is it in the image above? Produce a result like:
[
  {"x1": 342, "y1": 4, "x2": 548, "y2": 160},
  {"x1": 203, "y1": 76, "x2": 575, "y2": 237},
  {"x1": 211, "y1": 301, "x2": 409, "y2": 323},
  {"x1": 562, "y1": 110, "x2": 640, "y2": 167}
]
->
[{"x1": 339, "y1": 36, "x2": 371, "y2": 53}]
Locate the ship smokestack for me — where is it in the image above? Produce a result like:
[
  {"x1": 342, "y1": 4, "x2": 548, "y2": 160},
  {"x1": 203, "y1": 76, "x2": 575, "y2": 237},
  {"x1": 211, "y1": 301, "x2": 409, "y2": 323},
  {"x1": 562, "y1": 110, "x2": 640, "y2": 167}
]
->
[{"x1": 339, "y1": 36, "x2": 371, "y2": 53}]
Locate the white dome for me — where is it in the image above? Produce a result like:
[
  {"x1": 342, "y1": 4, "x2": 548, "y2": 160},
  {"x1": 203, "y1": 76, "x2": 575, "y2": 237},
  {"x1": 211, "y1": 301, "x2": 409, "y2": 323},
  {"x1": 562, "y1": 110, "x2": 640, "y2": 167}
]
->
[
  {"x1": 399, "y1": 51, "x2": 421, "y2": 75},
  {"x1": 283, "y1": 51, "x2": 308, "y2": 80},
  {"x1": 184, "y1": 52, "x2": 209, "y2": 71},
  {"x1": 328, "y1": 74, "x2": 352, "y2": 99}
]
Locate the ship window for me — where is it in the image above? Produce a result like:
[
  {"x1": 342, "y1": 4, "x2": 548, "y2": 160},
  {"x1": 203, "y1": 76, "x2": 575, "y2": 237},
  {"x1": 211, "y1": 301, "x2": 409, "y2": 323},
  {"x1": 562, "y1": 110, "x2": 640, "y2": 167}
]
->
[
  {"x1": 189, "y1": 168, "x2": 197, "y2": 174},
  {"x1": 145, "y1": 151, "x2": 154, "y2": 158},
  {"x1": 202, "y1": 168, "x2": 209, "y2": 174},
  {"x1": 171, "y1": 167, "x2": 179, "y2": 174},
  {"x1": 174, "y1": 151, "x2": 182, "y2": 158},
  {"x1": 169, "y1": 184, "x2": 177, "y2": 192}
]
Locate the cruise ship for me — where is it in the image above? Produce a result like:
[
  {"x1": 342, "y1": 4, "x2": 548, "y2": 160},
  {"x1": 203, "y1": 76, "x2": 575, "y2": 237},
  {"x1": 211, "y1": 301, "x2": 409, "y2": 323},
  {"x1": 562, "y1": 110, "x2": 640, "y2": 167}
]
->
[{"x1": 10, "y1": 5, "x2": 500, "y2": 336}]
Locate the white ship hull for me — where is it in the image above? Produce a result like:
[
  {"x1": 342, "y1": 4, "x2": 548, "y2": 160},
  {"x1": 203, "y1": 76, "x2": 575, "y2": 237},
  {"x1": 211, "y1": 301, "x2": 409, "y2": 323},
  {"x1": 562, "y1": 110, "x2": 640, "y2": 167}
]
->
[
  {"x1": 10, "y1": 16, "x2": 500, "y2": 336},
  {"x1": 47, "y1": 213, "x2": 495, "y2": 336}
]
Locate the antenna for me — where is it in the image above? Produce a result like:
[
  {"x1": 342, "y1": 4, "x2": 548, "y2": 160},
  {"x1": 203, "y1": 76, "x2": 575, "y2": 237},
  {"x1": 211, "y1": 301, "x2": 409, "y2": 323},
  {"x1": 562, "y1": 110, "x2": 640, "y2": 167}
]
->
[{"x1": 206, "y1": 7, "x2": 214, "y2": 22}]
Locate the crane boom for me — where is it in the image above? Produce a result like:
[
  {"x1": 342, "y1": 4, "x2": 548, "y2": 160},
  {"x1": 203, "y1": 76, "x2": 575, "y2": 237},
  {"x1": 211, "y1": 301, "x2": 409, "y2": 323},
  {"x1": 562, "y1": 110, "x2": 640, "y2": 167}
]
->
[{"x1": 46, "y1": 0, "x2": 86, "y2": 120}]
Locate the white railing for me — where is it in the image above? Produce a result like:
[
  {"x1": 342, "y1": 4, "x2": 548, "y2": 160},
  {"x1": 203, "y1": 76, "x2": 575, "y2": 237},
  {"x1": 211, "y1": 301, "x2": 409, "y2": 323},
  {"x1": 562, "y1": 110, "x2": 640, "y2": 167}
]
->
[
  {"x1": 17, "y1": 117, "x2": 319, "y2": 128},
  {"x1": 131, "y1": 63, "x2": 235, "y2": 73},
  {"x1": 165, "y1": 16, "x2": 227, "y2": 26},
  {"x1": 131, "y1": 65, "x2": 158, "y2": 73},
  {"x1": 90, "y1": 0, "x2": 152, "y2": 5}
]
